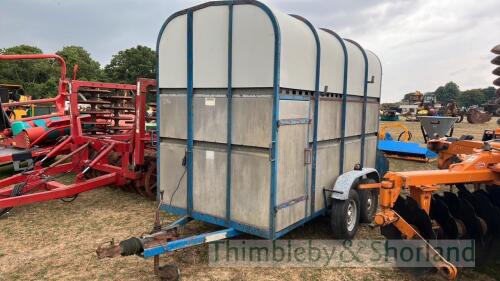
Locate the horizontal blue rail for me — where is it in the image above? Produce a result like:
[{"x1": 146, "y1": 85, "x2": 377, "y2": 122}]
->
[{"x1": 143, "y1": 228, "x2": 241, "y2": 258}]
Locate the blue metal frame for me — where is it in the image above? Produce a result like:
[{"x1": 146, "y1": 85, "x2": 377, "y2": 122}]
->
[
  {"x1": 186, "y1": 11, "x2": 195, "y2": 215},
  {"x1": 156, "y1": 1, "x2": 282, "y2": 240},
  {"x1": 319, "y1": 28, "x2": 348, "y2": 174},
  {"x1": 168, "y1": 216, "x2": 193, "y2": 228},
  {"x1": 225, "y1": 3, "x2": 234, "y2": 224},
  {"x1": 368, "y1": 50, "x2": 383, "y2": 174},
  {"x1": 155, "y1": 1, "x2": 372, "y2": 245},
  {"x1": 160, "y1": 204, "x2": 271, "y2": 238},
  {"x1": 264, "y1": 3, "x2": 281, "y2": 240},
  {"x1": 290, "y1": 14, "x2": 320, "y2": 217},
  {"x1": 143, "y1": 228, "x2": 241, "y2": 258},
  {"x1": 344, "y1": 38, "x2": 369, "y2": 168},
  {"x1": 155, "y1": 1, "x2": 189, "y2": 210}
]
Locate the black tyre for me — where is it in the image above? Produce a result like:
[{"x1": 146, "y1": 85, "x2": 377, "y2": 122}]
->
[
  {"x1": 330, "y1": 189, "x2": 360, "y2": 239},
  {"x1": 0, "y1": 183, "x2": 25, "y2": 218},
  {"x1": 358, "y1": 178, "x2": 379, "y2": 223}
]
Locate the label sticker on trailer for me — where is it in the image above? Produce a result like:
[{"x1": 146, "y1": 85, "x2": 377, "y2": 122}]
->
[
  {"x1": 205, "y1": 97, "x2": 216, "y2": 106},
  {"x1": 206, "y1": 150, "x2": 214, "y2": 160}
]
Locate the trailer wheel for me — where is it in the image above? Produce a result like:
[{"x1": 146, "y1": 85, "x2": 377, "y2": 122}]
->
[
  {"x1": 0, "y1": 183, "x2": 24, "y2": 217},
  {"x1": 358, "y1": 178, "x2": 379, "y2": 223},
  {"x1": 330, "y1": 189, "x2": 360, "y2": 239}
]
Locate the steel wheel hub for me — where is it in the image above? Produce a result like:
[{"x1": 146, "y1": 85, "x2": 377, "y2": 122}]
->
[{"x1": 347, "y1": 200, "x2": 357, "y2": 231}]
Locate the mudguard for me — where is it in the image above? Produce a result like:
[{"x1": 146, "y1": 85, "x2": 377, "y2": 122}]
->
[{"x1": 331, "y1": 168, "x2": 379, "y2": 200}]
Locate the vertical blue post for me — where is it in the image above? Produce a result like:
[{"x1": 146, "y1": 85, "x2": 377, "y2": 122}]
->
[
  {"x1": 344, "y1": 39, "x2": 369, "y2": 168},
  {"x1": 186, "y1": 10, "x2": 194, "y2": 215},
  {"x1": 290, "y1": 15, "x2": 320, "y2": 216},
  {"x1": 319, "y1": 29, "x2": 348, "y2": 175},
  {"x1": 338, "y1": 45, "x2": 349, "y2": 174},
  {"x1": 155, "y1": 9, "x2": 188, "y2": 207},
  {"x1": 360, "y1": 54, "x2": 368, "y2": 168},
  {"x1": 253, "y1": 4, "x2": 280, "y2": 239},
  {"x1": 225, "y1": 4, "x2": 233, "y2": 224}
]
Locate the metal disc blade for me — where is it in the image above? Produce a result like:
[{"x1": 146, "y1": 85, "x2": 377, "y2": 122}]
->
[
  {"x1": 486, "y1": 187, "x2": 500, "y2": 208},
  {"x1": 492, "y1": 56, "x2": 500, "y2": 66},
  {"x1": 430, "y1": 194, "x2": 459, "y2": 239},
  {"x1": 493, "y1": 67, "x2": 500, "y2": 76},
  {"x1": 492, "y1": 44, "x2": 500, "y2": 55},
  {"x1": 395, "y1": 196, "x2": 435, "y2": 239},
  {"x1": 472, "y1": 190, "x2": 500, "y2": 235},
  {"x1": 494, "y1": 77, "x2": 500, "y2": 87}
]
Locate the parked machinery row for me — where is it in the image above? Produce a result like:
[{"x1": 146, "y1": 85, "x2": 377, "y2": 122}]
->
[{"x1": 0, "y1": 54, "x2": 158, "y2": 217}]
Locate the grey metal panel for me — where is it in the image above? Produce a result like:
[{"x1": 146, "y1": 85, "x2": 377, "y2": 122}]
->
[
  {"x1": 232, "y1": 96, "x2": 273, "y2": 148},
  {"x1": 279, "y1": 100, "x2": 310, "y2": 119},
  {"x1": 343, "y1": 138, "x2": 362, "y2": 172},
  {"x1": 193, "y1": 96, "x2": 228, "y2": 143},
  {"x1": 231, "y1": 147, "x2": 270, "y2": 229},
  {"x1": 276, "y1": 202, "x2": 306, "y2": 232},
  {"x1": 314, "y1": 141, "x2": 341, "y2": 210},
  {"x1": 363, "y1": 134, "x2": 378, "y2": 168},
  {"x1": 160, "y1": 89, "x2": 228, "y2": 143},
  {"x1": 159, "y1": 141, "x2": 187, "y2": 209},
  {"x1": 276, "y1": 116, "x2": 309, "y2": 231},
  {"x1": 159, "y1": 94, "x2": 187, "y2": 139},
  {"x1": 317, "y1": 98, "x2": 342, "y2": 141},
  {"x1": 365, "y1": 102, "x2": 379, "y2": 134},
  {"x1": 193, "y1": 144, "x2": 227, "y2": 218},
  {"x1": 345, "y1": 102, "x2": 363, "y2": 137},
  {"x1": 160, "y1": 89, "x2": 273, "y2": 147}
]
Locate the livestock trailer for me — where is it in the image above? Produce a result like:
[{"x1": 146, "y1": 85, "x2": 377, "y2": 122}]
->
[{"x1": 98, "y1": 0, "x2": 383, "y2": 278}]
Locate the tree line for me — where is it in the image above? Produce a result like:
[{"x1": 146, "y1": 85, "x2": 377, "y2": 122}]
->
[
  {"x1": 0, "y1": 44, "x2": 155, "y2": 99},
  {"x1": 402, "y1": 81, "x2": 496, "y2": 108}
]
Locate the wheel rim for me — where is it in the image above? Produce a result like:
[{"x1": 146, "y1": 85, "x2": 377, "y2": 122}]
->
[
  {"x1": 366, "y1": 193, "x2": 373, "y2": 211},
  {"x1": 346, "y1": 199, "x2": 357, "y2": 232}
]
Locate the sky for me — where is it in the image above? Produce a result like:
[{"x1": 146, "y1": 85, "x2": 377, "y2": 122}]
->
[{"x1": 0, "y1": 0, "x2": 499, "y2": 102}]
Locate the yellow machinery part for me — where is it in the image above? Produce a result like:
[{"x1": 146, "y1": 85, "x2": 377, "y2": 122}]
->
[{"x1": 379, "y1": 122, "x2": 411, "y2": 142}]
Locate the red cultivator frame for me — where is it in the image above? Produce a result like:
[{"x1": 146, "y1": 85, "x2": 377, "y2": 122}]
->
[
  {"x1": 0, "y1": 54, "x2": 70, "y2": 169},
  {"x1": 0, "y1": 77, "x2": 157, "y2": 216}
]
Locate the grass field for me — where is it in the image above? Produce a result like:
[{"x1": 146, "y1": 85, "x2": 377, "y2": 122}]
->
[{"x1": 0, "y1": 119, "x2": 498, "y2": 281}]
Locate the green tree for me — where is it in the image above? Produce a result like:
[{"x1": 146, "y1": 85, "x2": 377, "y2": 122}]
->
[
  {"x1": 104, "y1": 45, "x2": 155, "y2": 84},
  {"x1": 0, "y1": 45, "x2": 59, "y2": 98},
  {"x1": 434, "y1": 81, "x2": 460, "y2": 105},
  {"x1": 56, "y1": 46, "x2": 101, "y2": 80},
  {"x1": 457, "y1": 89, "x2": 487, "y2": 108},
  {"x1": 482, "y1": 86, "x2": 496, "y2": 101}
]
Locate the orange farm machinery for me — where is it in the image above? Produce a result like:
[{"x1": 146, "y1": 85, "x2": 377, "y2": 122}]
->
[
  {"x1": 0, "y1": 57, "x2": 157, "y2": 216},
  {"x1": 363, "y1": 131, "x2": 500, "y2": 279}
]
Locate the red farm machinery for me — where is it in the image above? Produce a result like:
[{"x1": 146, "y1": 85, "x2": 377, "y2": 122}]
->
[
  {"x1": 0, "y1": 54, "x2": 157, "y2": 217},
  {"x1": 0, "y1": 54, "x2": 70, "y2": 170}
]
